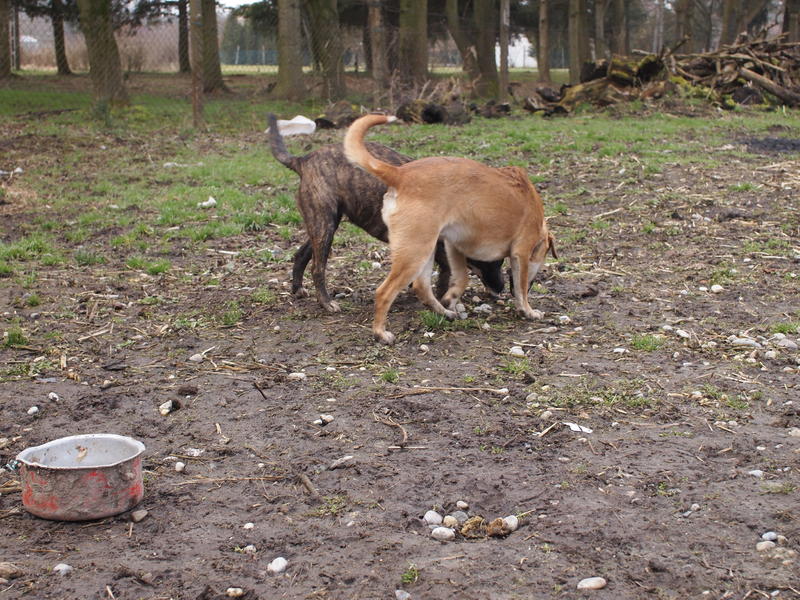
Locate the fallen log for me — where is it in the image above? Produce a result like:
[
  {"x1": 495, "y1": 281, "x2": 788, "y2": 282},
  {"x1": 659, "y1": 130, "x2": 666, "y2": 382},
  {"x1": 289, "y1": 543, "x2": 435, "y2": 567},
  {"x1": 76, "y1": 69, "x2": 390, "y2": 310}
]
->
[{"x1": 740, "y1": 67, "x2": 800, "y2": 106}]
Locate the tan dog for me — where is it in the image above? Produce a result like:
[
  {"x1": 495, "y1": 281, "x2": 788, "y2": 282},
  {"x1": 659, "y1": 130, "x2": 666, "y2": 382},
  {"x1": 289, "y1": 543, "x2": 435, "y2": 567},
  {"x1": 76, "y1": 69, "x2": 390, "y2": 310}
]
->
[{"x1": 344, "y1": 114, "x2": 557, "y2": 344}]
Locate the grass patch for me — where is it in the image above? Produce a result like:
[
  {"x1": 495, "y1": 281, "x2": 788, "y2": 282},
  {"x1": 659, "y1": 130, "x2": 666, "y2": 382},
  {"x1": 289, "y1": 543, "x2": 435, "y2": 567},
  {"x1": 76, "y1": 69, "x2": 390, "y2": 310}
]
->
[
  {"x1": 419, "y1": 310, "x2": 479, "y2": 332},
  {"x1": 769, "y1": 321, "x2": 799, "y2": 335},
  {"x1": 4, "y1": 326, "x2": 28, "y2": 347},
  {"x1": 630, "y1": 334, "x2": 665, "y2": 352}
]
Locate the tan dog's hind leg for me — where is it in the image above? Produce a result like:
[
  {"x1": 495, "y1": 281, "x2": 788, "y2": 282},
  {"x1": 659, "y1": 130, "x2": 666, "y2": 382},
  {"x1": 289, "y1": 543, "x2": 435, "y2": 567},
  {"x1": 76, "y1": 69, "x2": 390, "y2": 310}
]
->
[
  {"x1": 411, "y1": 252, "x2": 458, "y2": 318},
  {"x1": 441, "y1": 241, "x2": 469, "y2": 310}
]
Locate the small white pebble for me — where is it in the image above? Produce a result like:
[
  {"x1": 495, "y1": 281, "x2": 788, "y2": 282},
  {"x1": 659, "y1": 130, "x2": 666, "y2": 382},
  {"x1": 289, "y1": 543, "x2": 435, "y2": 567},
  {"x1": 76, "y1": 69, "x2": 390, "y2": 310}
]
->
[
  {"x1": 558, "y1": 315, "x2": 571, "y2": 324},
  {"x1": 53, "y1": 563, "x2": 73, "y2": 576},
  {"x1": 431, "y1": 527, "x2": 455, "y2": 541},
  {"x1": 47, "y1": 392, "x2": 59, "y2": 401},
  {"x1": 748, "y1": 470, "x2": 764, "y2": 479},
  {"x1": 756, "y1": 541, "x2": 776, "y2": 552},
  {"x1": 423, "y1": 510, "x2": 443, "y2": 526},
  {"x1": 690, "y1": 503, "x2": 701, "y2": 512},
  {"x1": 509, "y1": 346, "x2": 525, "y2": 357},
  {"x1": 267, "y1": 556, "x2": 288, "y2": 574},
  {"x1": 242, "y1": 544, "x2": 257, "y2": 554},
  {"x1": 419, "y1": 344, "x2": 430, "y2": 353},
  {"x1": 287, "y1": 372, "x2": 306, "y2": 381},
  {"x1": 243, "y1": 522, "x2": 254, "y2": 530},
  {"x1": 456, "y1": 500, "x2": 469, "y2": 510},
  {"x1": 130, "y1": 509, "x2": 149, "y2": 523},
  {"x1": 442, "y1": 515, "x2": 458, "y2": 528},
  {"x1": 188, "y1": 353, "x2": 204, "y2": 363},
  {"x1": 27, "y1": 406, "x2": 40, "y2": 416},
  {"x1": 503, "y1": 515, "x2": 519, "y2": 532},
  {"x1": 612, "y1": 347, "x2": 628, "y2": 354},
  {"x1": 540, "y1": 410, "x2": 553, "y2": 420},
  {"x1": 225, "y1": 588, "x2": 244, "y2": 598},
  {"x1": 319, "y1": 414, "x2": 334, "y2": 424},
  {"x1": 174, "y1": 461, "x2": 186, "y2": 473},
  {"x1": 676, "y1": 329, "x2": 690, "y2": 339},
  {"x1": 577, "y1": 576, "x2": 607, "y2": 590},
  {"x1": 761, "y1": 531, "x2": 778, "y2": 542},
  {"x1": 710, "y1": 284, "x2": 724, "y2": 293}
]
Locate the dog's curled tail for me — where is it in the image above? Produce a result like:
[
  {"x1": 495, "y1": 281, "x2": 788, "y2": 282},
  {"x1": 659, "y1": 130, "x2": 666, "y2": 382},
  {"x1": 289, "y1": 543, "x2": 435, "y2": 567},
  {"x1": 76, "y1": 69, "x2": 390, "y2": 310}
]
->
[
  {"x1": 267, "y1": 113, "x2": 300, "y2": 173},
  {"x1": 343, "y1": 114, "x2": 399, "y2": 187}
]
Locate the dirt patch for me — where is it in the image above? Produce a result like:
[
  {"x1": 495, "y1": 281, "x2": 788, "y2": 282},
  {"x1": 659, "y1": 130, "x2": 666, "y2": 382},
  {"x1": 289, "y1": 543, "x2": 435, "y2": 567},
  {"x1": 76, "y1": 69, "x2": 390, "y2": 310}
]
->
[{"x1": 0, "y1": 109, "x2": 799, "y2": 600}]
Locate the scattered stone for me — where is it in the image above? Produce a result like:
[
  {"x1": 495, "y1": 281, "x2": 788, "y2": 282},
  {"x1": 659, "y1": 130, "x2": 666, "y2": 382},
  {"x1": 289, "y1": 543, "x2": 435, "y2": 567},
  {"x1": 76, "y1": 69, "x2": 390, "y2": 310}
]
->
[
  {"x1": 503, "y1": 515, "x2": 520, "y2": 532},
  {"x1": 159, "y1": 400, "x2": 178, "y2": 416},
  {"x1": 473, "y1": 304, "x2": 493, "y2": 314},
  {"x1": 188, "y1": 353, "x2": 204, "y2": 363},
  {"x1": 53, "y1": 563, "x2": 73, "y2": 576},
  {"x1": 676, "y1": 329, "x2": 690, "y2": 339},
  {"x1": 710, "y1": 284, "x2": 724, "y2": 293},
  {"x1": 328, "y1": 455, "x2": 354, "y2": 470},
  {"x1": 287, "y1": 372, "x2": 307, "y2": 381},
  {"x1": 509, "y1": 346, "x2": 526, "y2": 357},
  {"x1": 764, "y1": 350, "x2": 778, "y2": 359},
  {"x1": 419, "y1": 344, "x2": 430, "y2": 353},
  {"x1": 0, "y1": 562, "x2": 22, "y2": 579},
  {"x1": 558, "y1": 315, "x2": 571, "y2": 324},
  {"x1": 442, "y1": 515, "x2": 459, "y2": 528},
  {"x1": 319, "y1": 414, "x2": 334, "y2": 424},
  {"x1": 613, "y1": 347, "x2": 628, "y2": 354},
  {"x1": 540, "y1": 410, "x2": 553, "y2": 420},
  {"x1": 174, "y1": 461, "x2": 186, "y2": 473},
  {"x1": 242, "y1": 544, "x2": 257, "y2": 554},
  {"x1": 0, "y1": 438, "x2": 9, "y2": 450},
  {"x1": 775, "y1": 338, "x2": 798, "y2": 350},
  {"x1": 225, "y1": 588, "x2": 244, "y2": 598},
  {"x1": 267, "y1": 556, "x2": 288, "y2": 574},
  {"x1": 130, "y1": 509, "x2": 149, "y2": 523},
  {"x1": 48, "y1": 392, "x2": 59, "y2": 401},
  {"x1": 728, "y1": 336, "x2": 762, "y2": 349},
  {"x1": 450, "y1": 511, "x2": 469, "y2": 524},
  {"x1": 99, "y1": 380, "x2": 114, "y2": 390},
  {"x1": 762, "y1": 531, "x2": 778, "y2": 542},
  {"x1": 748, "y1": 469, "x2": 764, "y2": 479},
  {"x1": 431, "y1": 526, "x2": 455, "y2": 541},
  {"x1": 788, "y1": 428, "x2": 800, "y2": 438},
  {"x1": 243, "y1": 522, "x2": 254, "y2": 530},
  {"x1": 423, "y1": 510, "x2": 443, "y2": 526},
  {"x1": 27, "y1": 406, "x2": 40, "y2": 416},
  {"x1": 395, "y1": 590, "x2": 411, "y2": 600},
  {"x1": 757, "y1": 541, "x2": 776, "y2": 552},
  {"x1": 577, "y1": 576, "x2": 607, "y2": 590},
  {"x1": 690, "y1": 503, "x2": 701, "y2": 512}
]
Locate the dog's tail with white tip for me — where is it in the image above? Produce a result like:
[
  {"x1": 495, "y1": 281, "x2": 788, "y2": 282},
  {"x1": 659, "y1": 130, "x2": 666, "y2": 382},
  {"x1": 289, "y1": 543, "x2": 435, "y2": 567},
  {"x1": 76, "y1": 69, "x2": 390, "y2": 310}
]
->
[
  {"x1": 343, "y1": 114, "x2": 400, "y2": 187},
  {"x1": 267, "y1": 113, "x2": 301, "y2": 174}
]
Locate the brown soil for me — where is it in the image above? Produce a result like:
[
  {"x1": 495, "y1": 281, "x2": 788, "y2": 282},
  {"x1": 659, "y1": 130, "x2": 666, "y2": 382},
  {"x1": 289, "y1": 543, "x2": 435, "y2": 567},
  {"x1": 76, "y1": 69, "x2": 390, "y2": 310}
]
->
[{"x1": 1, "y1": 94, "x2": 799, "y2": 600}]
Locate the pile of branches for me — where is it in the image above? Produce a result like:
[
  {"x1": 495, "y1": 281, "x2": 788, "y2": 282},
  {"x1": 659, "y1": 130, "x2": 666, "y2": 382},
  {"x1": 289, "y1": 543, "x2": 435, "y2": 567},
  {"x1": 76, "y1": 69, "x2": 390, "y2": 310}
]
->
[{"x1": 523, "y1": 35, "x2": 800, "y2": 115}]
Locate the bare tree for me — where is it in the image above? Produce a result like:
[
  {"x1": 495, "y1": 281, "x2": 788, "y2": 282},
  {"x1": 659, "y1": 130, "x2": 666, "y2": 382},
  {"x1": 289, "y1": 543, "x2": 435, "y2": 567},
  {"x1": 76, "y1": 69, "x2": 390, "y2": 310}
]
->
[
  {"x1": 398, "y1": 0, "x2": 427, "y2": 85},
  {"x1": 445, "y1": 0, "x2": 480, "y2": 81},
  {"x1": 76, "y1": 0, "x2": 129, "y2": 106},
  {"x1": 274, "y1": 0, "x2": 305, "y2": 99},
  {"x1": 0, "y1": 0, "x2": 10, "y2": 79},
  {"x1": 499, "y1": 0, "x2": 509, "y2": 100},
  {"x1": 595, "y1": 0, "x2": 610, "y2": 59},
  {"x1": 721, "y1": 0, "x2": 770, "y2": 45},
  {"x1": 652, "y1": 0, "x2": 664, "y2": 52},
  {"x1": 368, "y1": 0, "x2": 388, "y2": 90},
  {"x1": 611, "y1": 0, "x2": 628, "y2": 55},
  {"x1": 474, "y1": 0, "x2": 498, "y2": 96},
  {"x1": 675, "y1": 0, "x2": 693, "y2": 49},
  {"x1": 306, "y1": 0, "x2": 346, "y2": 100},
  {"x1": 200, "y1": 0, "x2": 226, "y2": 92},
  {"x1": 568, "y1": 0, "x2": 588, "y2": 84},
  {"x1": 538, "y1": 0, "x2": 551, "y2": 82}
]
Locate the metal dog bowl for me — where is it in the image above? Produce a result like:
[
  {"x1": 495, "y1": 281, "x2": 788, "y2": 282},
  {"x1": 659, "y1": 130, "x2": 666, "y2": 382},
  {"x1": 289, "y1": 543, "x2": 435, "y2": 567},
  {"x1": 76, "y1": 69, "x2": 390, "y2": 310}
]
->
[{"x1": 15, "y1": 434, "x2": 145, "y2": 521}]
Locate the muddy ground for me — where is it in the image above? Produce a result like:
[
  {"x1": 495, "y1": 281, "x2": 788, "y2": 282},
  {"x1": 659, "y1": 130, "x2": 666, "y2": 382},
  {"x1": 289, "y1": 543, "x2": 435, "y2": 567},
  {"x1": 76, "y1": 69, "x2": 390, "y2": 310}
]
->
[{"x1": 1, "y1": 89, "x2": 799, "y2": 600}]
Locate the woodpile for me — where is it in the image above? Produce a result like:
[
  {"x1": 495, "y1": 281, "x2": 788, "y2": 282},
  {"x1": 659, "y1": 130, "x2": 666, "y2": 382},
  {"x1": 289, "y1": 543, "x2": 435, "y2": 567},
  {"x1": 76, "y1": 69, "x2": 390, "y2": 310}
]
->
[{"x1": 524, "y1": 35, "x2": 800, "y2": 115}]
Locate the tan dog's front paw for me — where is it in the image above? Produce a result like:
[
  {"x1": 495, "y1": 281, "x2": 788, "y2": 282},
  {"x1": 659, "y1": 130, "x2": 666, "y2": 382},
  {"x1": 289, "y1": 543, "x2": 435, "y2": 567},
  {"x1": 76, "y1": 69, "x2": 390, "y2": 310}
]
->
[
  {"x1": 374, "y1": 329, "x2": 396, "y2": 345},
  {"x1": 443, "y1": 309, "x2": 458, "y2": 320}
]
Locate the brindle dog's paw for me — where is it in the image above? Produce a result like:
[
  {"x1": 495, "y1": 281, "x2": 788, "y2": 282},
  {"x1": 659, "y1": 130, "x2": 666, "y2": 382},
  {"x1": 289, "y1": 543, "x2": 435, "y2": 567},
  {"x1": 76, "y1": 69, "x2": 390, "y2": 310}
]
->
[{"x1": 294, "y1": 287, "x2": 309, "y2": 299}]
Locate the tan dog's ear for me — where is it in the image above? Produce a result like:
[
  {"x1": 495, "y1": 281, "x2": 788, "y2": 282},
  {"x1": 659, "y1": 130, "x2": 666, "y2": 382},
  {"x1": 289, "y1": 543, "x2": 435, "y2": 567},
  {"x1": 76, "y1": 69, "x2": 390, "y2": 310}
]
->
[{"x1": 548, "y1": 233, "x2": 558, "y2": 259}]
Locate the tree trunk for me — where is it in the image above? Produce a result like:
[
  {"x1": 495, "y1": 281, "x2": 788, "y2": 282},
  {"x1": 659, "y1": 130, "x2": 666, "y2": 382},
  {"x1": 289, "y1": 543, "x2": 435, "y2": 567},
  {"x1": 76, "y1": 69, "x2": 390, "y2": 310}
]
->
[
  {"x1": 594, "y1": 0, "x2": 609, "y2": 60},
  {"x1": 652, "y1": 0, "x2": 664, "y2": 52},
  {"x1": 178, "y1": 0, "x2": 190, "y2": 73},
  {"x1": 368, "y1": 0, "x2": 388, "y2": 91},
  {"x1": 398, "y1": 0, "x2": 427, "y2": 85},
  {"x1": 13, "y1": 4, "x2": 20, "y2": 70},
  {"x1": 305, "y1": 0, "x2": 346, "y2": 100},
  {"x1": 538, "y1": 0, "x2": 550, "y2": 82},
  {"x1": 568, "y1": 0, "x2": 587, "y2": 84},
  {"x1": 189, "y1": 0, "x2": 203, "y2": 126},
  {"x1": 274, "y1": 0, "x2": 306, "y2": 99},
  {"x1": 474, "y1": 0, "x2": 498, "y2": 96},
  {"x1": 499, "y1": 0, "x2": 509, "y2": 101},
  {"x1": 445, "y1": 0, "x2": 480, "y2": 81},
  {"x1": 720, "y1": 0, "x2": 737, "y2": 45},
  {"x1": 76, "y1": 0, "x2": 129, "y2": 106},
  {"x1": 201, "y1": 0, "x2": 226, "y2": 92},
  {"x1": 785, "y1": 0, "x2": 800, "y2": 43},
  {"x1": 0, "y1": 0, "x2": 11, "y2": 79},
  {"x1": 52, "y1": 0, "x2": 72, "y2": 75},
  {"x1": 611, "y1": 0, "x2": 627, "y2": 55}
]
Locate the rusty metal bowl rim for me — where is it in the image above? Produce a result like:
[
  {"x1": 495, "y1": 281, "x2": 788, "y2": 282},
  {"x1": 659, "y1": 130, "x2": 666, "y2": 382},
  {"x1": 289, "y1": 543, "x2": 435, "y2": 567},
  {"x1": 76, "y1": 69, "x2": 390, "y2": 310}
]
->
[{"x1": 16, "y1": 433, "x2": 146, "y2": 471}]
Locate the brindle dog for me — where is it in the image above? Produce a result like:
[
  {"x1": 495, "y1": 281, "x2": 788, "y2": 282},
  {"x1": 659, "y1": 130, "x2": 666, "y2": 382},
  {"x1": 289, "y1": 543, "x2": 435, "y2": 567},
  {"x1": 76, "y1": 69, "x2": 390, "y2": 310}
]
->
[{"x1": 267, "y1": 114, "x2": 504, "y2": 313}]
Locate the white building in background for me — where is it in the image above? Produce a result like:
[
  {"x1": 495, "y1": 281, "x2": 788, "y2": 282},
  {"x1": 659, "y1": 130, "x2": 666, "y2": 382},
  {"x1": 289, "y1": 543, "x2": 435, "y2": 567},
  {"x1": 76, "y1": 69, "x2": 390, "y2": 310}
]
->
[{"x1": 496, "y1": 35, "x2": 537, "y2": 68}]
